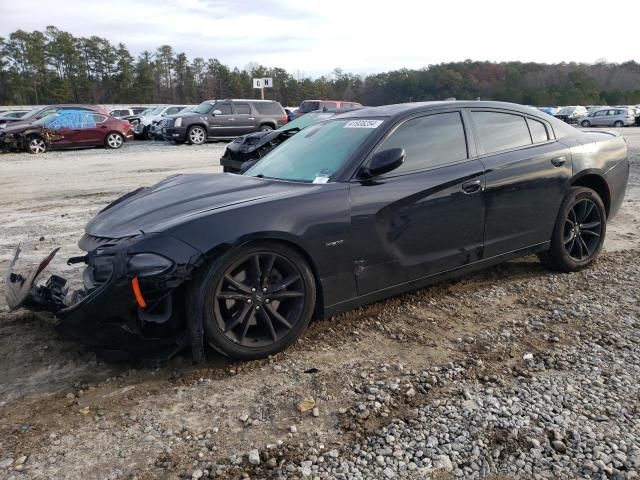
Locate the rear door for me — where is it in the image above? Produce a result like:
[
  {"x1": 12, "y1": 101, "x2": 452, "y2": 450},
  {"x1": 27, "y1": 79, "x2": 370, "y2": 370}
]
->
[
  {"x1": 468, "y1": 109, "x2": 572, "y2": 257},
  {"x1": 232, "y1": 102, "x2": 259, "y2": 133},
  {"x1": 349, "y1": 110, "x2": 486, "y2": 295}
]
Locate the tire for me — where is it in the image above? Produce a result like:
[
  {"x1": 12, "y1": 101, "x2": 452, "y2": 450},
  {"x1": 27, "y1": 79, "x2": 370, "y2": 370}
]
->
[
  {"x1": 613, "y1": 121, "x2": 624, "y2": 128},
  {"x1": 259, "y1": 124, "x2": 274, "y2": 132},
  {"x1": 188, "y1": 126, "x2": 206, "y2": 145},
  {"x1": 142, "y1": 125, "x2": 151, "y2": 140},
  {"x1": 105, "y1": 132, "x2": 124, "y2": 149},
  {"x1": 581, "y1": 120, "x2": 591, "y2": 127},
  {"x1": 196, "y1": 242, "x2": 316, "y2": 360},
  {"x1": 27, "y1": 136, "x2": 47, "y2": 154},
  {"x1": 538, "y1": 187, "x2": 606, "y2": 272}
]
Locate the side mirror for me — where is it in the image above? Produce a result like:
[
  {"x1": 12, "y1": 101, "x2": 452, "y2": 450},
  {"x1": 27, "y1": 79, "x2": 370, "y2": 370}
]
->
[
  {"x1": 361, "y1": 148, "x2": 405, "y2": 178},
  {"x1": 212, "y1": 110, "x2": 222, "y2": 116}
]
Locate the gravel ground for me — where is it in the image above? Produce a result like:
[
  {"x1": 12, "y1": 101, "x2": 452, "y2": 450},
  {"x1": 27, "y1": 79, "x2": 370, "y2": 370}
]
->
[{"x1": 0, "y1": 131, "x2": 638, "y2": 480}]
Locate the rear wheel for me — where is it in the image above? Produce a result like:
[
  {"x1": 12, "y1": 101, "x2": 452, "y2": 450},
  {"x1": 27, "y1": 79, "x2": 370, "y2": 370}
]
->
[
  {"x1": 105, "y1": 132, "x2": 124, "y2": 149},
  {"x1": 581, "y1": 120, "x2": 591, "y2": 127},
  {"x1": 259, "y1": 124, "x2": 274, "y2": 132},
  {"x1": 188, "y1": 126, "x2": 206, "y2": 145},
  {"x1": 198, "y1": 242, "x2": 316, "y2": 360},
  {"x1": 539, "y1": 187, "x2": 606, "y2": 272},
  {"x1": 613, "y1": 120, "x2": 624, "y2": 128},
  {"x1": 27, "y1": 136, "x2": 47, "y2": 154}
]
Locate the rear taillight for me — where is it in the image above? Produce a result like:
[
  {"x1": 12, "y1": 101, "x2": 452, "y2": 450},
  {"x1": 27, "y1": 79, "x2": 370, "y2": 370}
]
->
[{"x1": 283, "y1": 114, "x2": 288, "y2": 124}]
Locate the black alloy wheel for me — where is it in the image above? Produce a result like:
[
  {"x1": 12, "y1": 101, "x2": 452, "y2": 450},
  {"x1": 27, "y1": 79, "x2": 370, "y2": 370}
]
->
[
  {"x1": 539, "y1": 186, "x2": 607, "y2": 272},
  {"x1": 563, "y1": 198, "x2": 602, "y2": 261},
  {"x1": 199, "y1": 243, "x2": 316, "y2": 359}
]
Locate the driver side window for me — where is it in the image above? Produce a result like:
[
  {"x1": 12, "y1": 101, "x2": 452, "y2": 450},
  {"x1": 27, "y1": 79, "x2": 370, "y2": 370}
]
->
[
  {"x1": 214, "y1": 103, "x2": 233, "y2": 115},
  {"x1": 377, "y1": 112, "x2": 468, "y2": 176}
]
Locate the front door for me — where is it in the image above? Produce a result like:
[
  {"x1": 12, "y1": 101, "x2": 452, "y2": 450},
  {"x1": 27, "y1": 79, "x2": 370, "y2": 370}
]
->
[
  {"x1": 207, "y1": 102, "x2": 241, "y2": 137},
  {"x1": 349, "y1": 111, "x2": 486, "y2": 295}
]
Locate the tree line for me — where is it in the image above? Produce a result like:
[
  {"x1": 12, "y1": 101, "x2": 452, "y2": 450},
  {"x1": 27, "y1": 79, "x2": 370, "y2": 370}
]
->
[{"x1": 2, "y1": 26, "x2": 640, "y2": 107}]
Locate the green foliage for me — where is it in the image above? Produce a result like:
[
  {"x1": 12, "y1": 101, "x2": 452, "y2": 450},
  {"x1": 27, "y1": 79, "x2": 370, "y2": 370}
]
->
[{"x1": 2, "y1": 27, "x2": 640, "y2": 107}]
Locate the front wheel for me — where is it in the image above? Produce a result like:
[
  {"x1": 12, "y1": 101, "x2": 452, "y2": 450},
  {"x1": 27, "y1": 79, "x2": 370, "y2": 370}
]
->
[
  {"x1": 105, "y1": 132, "x2": 124, "y2": 149},
  {"x1": 188, "y1": 126, "x2": 206, "y2": 145},
  {"x1": 581, "y1": 120, "x2": 591, "y2": 127},
  {"x1": 197, "y1": 242, "x2": 316, "y2": 360},
  {"x1": 539, "y1": 187, "x2": 606, "y2": 272},
  {"x1": 27, "y1": 136, "x2": 47, "y2": 154}
]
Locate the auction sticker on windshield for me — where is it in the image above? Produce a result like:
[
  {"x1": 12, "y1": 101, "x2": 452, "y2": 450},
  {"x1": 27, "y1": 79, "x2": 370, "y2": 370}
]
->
[{"x1": 344, "y1": 120, "x2": 383, "y2": 128}]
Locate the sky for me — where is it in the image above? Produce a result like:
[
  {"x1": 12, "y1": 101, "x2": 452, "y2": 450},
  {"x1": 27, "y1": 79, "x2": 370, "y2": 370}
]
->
[{"x1": 2, "y1": 0, "x2": 640, "y2": 77}]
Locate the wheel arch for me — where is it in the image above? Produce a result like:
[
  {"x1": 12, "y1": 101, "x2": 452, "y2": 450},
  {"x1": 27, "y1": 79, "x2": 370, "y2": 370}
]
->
[
  {"x1": 197, "y1": 233, "x2": 325, "y2": 319},
  {"x1": 570, "y1": 172, "x2": 611, "y2": 217},
  {"x1": 188, "y1": 122, "x2": 208, "y2": 132},
  {"x1": 259, "y1": 121, "x2": 276, "y2": 130}
]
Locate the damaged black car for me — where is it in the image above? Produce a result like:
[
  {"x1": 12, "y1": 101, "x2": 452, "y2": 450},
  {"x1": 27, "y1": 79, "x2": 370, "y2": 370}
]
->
[
  {"x1": 5, "y1": 101, "x2": 629, "y2": 364},
  {"x1": 220, "y1": 108, "x2": 361, "y2": 173}
]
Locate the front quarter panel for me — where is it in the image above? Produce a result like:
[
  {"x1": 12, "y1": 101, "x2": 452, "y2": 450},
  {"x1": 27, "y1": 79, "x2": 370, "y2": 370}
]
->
[{"x1": 164, "y1": 182, "x2": 356, "y2": 308}]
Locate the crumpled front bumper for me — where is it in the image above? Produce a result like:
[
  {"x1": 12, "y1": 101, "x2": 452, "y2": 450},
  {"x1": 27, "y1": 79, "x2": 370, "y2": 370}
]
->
[{"x1": 4, "y1": 243, "x2": 192, "y2": 363}]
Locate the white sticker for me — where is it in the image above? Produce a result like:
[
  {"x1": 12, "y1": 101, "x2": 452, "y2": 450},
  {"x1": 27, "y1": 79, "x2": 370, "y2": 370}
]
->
[
  {"x1": 313, "y1": 176, "x2": 330, "y2": 184},
  {"x1": 344, "y1": 119, "x2": 383, "y2": 129}
]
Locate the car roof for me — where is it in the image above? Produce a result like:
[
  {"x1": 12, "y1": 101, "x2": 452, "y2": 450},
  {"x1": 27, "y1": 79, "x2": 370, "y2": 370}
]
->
[{"x1": 333, "y1": 101, "x2": 546, "y2": 119}]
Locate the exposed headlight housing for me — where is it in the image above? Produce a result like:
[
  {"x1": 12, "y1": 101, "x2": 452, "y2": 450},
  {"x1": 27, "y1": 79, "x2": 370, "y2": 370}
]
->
[
  {"x1": 127, "y1": 253, "x2": 174, "y2": 277},
  {"x1": 174, "y1": 117, "x2": 182, "y2": 127}
]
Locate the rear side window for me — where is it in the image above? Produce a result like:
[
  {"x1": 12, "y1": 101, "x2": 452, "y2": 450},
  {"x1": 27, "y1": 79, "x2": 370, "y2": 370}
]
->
[
  {"x1": 378, "y1": 112, "x2": 468, "y2": 175},
  {"x1": 235, "y1": 103, "x2": 251, "y2": 115},
  {"x1": 299, "y1": 101, "x2": 320, "y2": 113},
  {"x1": 320, "y1": 102, "x2": 338, "y2": 109},
  {"x1": 253, "y1": 102, "x2": 284, "y2": 115},
  {"x1": 471, "y1": 111, "x2": 532, "y2": 154},
  {"x1": 165, "y1": 107, "x2": 181, "y2": 115},
  {"x1": 527, "y1": 118, "x2": 549, "y2": 143}
]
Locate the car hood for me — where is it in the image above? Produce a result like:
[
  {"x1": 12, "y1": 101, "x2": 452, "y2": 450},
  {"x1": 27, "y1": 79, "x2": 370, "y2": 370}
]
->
[
  {"x1": 0, "y1": 121, "x2": 36, "y2": 135},
  {"x1": 86, "y1": 173, "x2": 305, "y2": 239}
]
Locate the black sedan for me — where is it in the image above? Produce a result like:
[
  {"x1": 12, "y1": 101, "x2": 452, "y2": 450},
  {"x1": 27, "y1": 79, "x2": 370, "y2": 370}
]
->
[{"x1": 5, "y1": 101, "x2": 629, "y2": 363}]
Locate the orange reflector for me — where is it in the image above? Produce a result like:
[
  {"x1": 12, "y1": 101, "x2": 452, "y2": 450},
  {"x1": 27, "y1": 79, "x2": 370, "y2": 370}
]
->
[{"x1": 131, "y1": 276, "x2": 147, "y2": 308}]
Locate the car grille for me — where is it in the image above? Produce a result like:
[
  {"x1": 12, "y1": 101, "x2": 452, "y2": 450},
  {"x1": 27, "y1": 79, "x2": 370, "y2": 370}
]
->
[{"x1": 160, "y1": 118, "x2": 175, "y2": 129}]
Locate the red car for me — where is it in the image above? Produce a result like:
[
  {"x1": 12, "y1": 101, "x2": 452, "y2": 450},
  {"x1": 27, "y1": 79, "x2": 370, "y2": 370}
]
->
[{"x1": 0, "y1": 109, "x2": 134, "y2": 154}]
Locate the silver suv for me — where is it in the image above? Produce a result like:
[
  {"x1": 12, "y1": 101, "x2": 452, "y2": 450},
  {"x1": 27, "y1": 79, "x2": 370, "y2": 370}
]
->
[{"x1": 580, "y1": 107, "x2": 636, "y2": 127}]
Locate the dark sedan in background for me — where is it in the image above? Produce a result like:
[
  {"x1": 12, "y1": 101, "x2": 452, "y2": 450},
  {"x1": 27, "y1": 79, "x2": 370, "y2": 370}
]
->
[{"x1": 5, "y1": 101, "x2": 629, "y2": 363}]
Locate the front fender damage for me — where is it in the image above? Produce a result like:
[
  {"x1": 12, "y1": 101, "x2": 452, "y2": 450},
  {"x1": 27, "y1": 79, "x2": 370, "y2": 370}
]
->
[{"x1": 4, "y1": 240, "x2": 207, "y2": 364}]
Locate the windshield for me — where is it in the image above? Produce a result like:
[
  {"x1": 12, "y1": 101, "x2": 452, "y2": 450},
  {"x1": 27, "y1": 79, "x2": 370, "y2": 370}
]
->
[
  {"x1": 278, "y1": 112, "x2": 334, "y2": 132},
  {"x1": 22, "y1": 107, "x2": 47, "y2": 119},
  {"x1": 194, "y1": 103, "x2": 214, "y2": 114},
  {"x1": 557, "y1": 107, "x2": 576, "y2": 115},
  {"x1": 146, "y1": 107, "x2": 165, "y2": 116},
  {"x1": 246, "y1": 118, "x2": 383, "y2": 182},
  {"x1": 33, "y1": 113, "x2": 59, "y2": 126},
  {"x1": 299, "y1": 101, "x2": 320, "y2": 113}
]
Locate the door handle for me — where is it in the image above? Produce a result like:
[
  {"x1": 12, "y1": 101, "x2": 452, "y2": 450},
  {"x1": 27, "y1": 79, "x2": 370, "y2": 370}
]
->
[
  {"x1": 462, "y1": 180, "x2": 482, "y2": 194},
  {"x1": 248, "y1": 117, "x2": 255, "y2": 120},
  {"x1": 551, "y1": 156, "x2": 566, "y2": 167},
  {"x1": 228, "y1": 118, "x2": 235, "y2": 121}
]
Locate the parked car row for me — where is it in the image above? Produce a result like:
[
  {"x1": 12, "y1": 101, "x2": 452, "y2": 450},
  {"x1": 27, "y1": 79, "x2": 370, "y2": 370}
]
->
[
  {"x1": 0, "y1": 104, "x2": 134, "y2": 153},
  {"x1": 539, "y1": 104, "x2": 640, "y2": 127}
]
